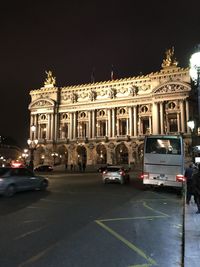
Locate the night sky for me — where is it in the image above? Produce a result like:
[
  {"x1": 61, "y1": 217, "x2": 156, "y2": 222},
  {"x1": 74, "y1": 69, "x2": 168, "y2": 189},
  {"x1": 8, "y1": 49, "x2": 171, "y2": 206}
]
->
[{"x1": 0, "y1": 0, "x2": 200, "y2": 148}]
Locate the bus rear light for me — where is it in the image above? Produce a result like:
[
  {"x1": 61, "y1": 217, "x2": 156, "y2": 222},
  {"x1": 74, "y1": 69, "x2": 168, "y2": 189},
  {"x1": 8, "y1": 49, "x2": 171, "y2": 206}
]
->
[
  {"x1": 176, "y1": 174, "x2": 186, "y2": 182},
  {"x1": 139, "y1": 172, "x2": 149, "y2": 179}
]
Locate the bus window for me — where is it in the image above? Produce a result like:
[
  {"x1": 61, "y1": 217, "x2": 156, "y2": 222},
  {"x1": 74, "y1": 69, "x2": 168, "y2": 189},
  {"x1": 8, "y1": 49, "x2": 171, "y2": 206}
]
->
[{"x1": 145, "y1": 137, "x2": 181, "y2": 155}]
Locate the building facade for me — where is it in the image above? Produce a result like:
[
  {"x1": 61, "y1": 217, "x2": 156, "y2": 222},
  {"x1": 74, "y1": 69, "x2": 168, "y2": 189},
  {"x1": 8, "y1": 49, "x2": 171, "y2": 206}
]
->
[{"x1": 28, "y1": 48, "x2": 196, "y2": 167}]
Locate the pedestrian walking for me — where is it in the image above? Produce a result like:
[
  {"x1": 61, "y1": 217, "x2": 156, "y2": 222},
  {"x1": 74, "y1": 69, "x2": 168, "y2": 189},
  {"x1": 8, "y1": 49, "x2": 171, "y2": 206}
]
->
[
  {"x1": 70, "y1": 163, "x2": 73, "y2": 171},
  {"x1": 184, "y1": 163, "x2": 194, "y2": 204},
  {"x1": 192, "y1": 164, "x2": 200, "y2": 214}
]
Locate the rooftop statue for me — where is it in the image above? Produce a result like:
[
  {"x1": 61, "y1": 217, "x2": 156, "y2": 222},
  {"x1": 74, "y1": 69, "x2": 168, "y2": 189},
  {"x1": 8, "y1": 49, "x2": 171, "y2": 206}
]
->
[
  {"x1": 44, "y1": 70, "x2": 56, "y2": 86},
  {"x1": 162, "y1": 47, "x2": 178, "y2": 68}
]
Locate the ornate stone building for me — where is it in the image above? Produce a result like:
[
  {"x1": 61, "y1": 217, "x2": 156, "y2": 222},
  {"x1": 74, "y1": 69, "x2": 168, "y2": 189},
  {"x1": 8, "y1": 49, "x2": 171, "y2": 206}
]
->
[{"x1": 28, "y1": 48, "x2": 195, "y2": 167}]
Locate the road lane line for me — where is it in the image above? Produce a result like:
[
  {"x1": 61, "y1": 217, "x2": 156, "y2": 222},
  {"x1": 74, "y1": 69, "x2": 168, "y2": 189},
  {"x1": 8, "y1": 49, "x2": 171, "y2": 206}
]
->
[
  {"x1": 95, "y1": 220, "x2": 157, "y2": 266},
  {"x1": 14, "y1": 226, "x2": 46, "y2": 240}
]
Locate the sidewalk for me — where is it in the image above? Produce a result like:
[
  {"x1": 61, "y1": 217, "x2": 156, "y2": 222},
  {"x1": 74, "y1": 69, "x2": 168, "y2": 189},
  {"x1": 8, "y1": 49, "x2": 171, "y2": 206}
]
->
[{"x1": 184, "y1": 199, "x2": 200, "y2": 266}]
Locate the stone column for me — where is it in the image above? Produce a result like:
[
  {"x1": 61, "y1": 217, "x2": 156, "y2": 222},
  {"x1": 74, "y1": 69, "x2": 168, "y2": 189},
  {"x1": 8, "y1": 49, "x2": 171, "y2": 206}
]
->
[
  {"x1": 180, "y1": 100, "x2": 185, "y2": 133},
  {"x1": 117, "y1": 119, "x2": 119, "y2": 136},
  {"x1": 133, "y1": 106, "x2": 137, "y2": 136},
  {"x1": 108, "y1": 109, "x2": 112, "y2": 137},
  {"x1": 88, "y1": 111, "x2": 92, "y2": 138},
  {"x1": 186, "y1": 99, "x2": 190, "y2": 133},
  {"x1": 47, "y1": 114, "x2": 51, "y2": 140},
  {"x1": 160, "y1": 102, "x2": 164, "y2": 134},
  {"x1": 50, "y1": 114, "x2": 53, "y2": 141},
  {"x1": 129, "y1": 107, "x2": 133, "y2": 136},
  {"x1": 149, "y1": 116, "x2": 152, "y2": 134},
  {"x1": 152, "y1": 102, "x2": 159, "y2": 134},
  {"x1": 112, "y1": 108, "x2": 116, "y2": 137},
  {"x1": 69, "y1": 112, "x2": 73, "y2": 140},
  {"x1": 92, "y1": 110, "x2": 96, "y2": 138},
  {"x1": 177, "y1": 113, "x2": 180, "y2": 132},
  {"x1": 73, "y1": 112, "x2": 77, "y2": 139},
  {"x1": 126, "y1": 118, "x2": 129, "y2": 135}
]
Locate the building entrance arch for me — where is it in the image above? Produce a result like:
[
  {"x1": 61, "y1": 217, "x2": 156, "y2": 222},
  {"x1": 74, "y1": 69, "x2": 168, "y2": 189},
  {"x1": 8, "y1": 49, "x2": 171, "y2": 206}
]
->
[
  {"x1": 116, "y1": 142, "x2": 128, "y2": 164},
  {"x1": 58, "y1": 145, "x2": 68, "y2": 164},
  {"x1": 77, "y1": 145, "x2": 87, "y2": 171},
  {"x1": 96, "y1": 144, "x2": 107, "y2": 164}
]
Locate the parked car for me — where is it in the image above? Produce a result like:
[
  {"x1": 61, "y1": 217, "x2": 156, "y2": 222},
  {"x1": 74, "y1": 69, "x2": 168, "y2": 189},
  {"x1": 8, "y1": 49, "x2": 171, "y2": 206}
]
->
[
  {"x1": 0, "y1": 167, "x2": 49, "y2": 197},
  {"x1": 34, "y1": 165, "x2": 53, "y2": 172},
  {"x1": 102, "y1": 165, "x2": 130, "y2": 184}
]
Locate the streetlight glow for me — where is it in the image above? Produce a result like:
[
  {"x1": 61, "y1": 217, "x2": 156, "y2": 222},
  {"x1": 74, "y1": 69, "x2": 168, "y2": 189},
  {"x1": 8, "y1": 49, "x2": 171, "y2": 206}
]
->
[
  {"x1": 187, "y1": 120, "x2": 195, "y2": 131},
  {"x1": 190, "y1": 51, "x2": 200, "y2": 84}
]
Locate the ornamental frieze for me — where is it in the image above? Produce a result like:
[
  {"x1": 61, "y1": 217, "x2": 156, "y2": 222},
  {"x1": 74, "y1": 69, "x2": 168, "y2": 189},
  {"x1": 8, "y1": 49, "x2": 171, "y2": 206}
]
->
[
  {"x1": 154, "y1": 83, "x2": 187, "y2": 94},
  {"x1": 32, "y1": 100, "x2": 53, "y2": 108}
]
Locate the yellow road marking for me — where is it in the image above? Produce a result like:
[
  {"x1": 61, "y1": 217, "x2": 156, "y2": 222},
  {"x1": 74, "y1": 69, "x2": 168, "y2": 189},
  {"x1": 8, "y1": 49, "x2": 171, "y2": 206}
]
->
[
  {"x1": 95, "y1": 220, "x2": 157, "y2": 266},
  {"x1": 95, "y1": 200, "x2": 172, "y2": 266},
  {"x1": 142, "y1": 201, "x2": 170, "y2": 217},
  {"x1": 99, "y1": 215, "x2": 166, "y2": 222},
  {"x1": 129, "y1": 264, "x2": 152, "y2": 267}
]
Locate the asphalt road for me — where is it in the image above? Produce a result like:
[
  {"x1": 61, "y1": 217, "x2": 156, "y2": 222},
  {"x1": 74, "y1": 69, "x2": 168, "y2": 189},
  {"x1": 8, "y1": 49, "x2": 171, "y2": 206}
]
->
[{"x1": 0, "y1": 171, "x2": 183, "y2": 267}]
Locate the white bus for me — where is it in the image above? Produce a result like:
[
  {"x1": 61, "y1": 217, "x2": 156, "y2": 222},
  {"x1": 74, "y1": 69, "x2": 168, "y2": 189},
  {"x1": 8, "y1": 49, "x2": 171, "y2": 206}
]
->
[{"x1": 141, "y1": 135, "x2": 185, "y2": 188}]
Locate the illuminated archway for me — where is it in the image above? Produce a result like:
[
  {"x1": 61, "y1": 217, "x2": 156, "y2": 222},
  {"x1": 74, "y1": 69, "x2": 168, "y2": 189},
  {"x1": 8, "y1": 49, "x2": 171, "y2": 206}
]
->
[
  {"x1": 116, "y1": 142, "x2": 128, "y2": 164},
  {"x1": 96, "y1": 144, "x2": 107, "y2": 164}
]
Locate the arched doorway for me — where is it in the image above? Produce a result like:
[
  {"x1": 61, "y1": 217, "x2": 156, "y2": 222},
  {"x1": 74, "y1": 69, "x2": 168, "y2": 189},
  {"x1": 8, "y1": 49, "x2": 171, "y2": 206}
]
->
[
  {"x1": 77, "y1": 145, "x2": 87, "y2": 171},
  {"x1": 36, "y1": 146, "x2": 46, "y2": 165},
  {"x1": 96, "y1": 144, "x2": 107, "y2": 164},
  {"x1": 116, "y1": 142, "x2": 128, "y2": 164},
  {"x1": 58, "y1": 145, "x2": 68, "y2": 165}
]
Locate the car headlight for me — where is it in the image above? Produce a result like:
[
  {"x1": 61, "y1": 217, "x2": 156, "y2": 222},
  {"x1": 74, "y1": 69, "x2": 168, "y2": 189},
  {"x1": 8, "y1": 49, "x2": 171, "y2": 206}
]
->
[{"x1": 0, "y1": 178, "x2": 3, "y2": 182}]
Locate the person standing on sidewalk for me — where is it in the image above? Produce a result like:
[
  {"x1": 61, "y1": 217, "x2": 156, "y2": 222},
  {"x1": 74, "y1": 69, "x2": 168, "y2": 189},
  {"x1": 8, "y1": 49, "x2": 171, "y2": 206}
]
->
[
  {"x1": 185, "y1": 163, "x2": 194, "y2": 205},
  {"x1": 192, "y1": 163, "x2": 200, "y2": 214}
]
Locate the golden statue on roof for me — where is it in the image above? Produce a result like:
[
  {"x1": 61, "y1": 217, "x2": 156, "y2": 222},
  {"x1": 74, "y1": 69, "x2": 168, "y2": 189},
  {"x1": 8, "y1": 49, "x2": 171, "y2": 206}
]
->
[
  {"x1": 162, "y1": 47, "x2": 178, "y2": 68},
  {"x1": 44, "y1": 70, "x2": 56, "y2": 87}
]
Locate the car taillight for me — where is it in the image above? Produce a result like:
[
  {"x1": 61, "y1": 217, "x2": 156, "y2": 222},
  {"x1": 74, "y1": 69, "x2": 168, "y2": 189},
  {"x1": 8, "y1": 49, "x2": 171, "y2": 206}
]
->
[
  {"x1": 139, "y1": 172, "x2": 149, "y2": 179},
  {"x1": 176, "y1": 174, "x2": 186, "y2": 182},
  {"x1": 103, "y1": 170, "x2": 107, "y2": 175},
  {"x1": 119, "y1": 171, "x2": 125, "y2": 176}
]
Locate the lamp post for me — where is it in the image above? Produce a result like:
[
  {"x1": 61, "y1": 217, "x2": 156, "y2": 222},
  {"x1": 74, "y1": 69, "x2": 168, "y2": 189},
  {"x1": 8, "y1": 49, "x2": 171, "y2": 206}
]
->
[
  {"x1": 27, "y1": 125, "x2": 38, "y2": 171},
  {"x1": 187, "y1": 120, "x2": 195, "y2": 162},
  {"x1": 189, "y1": 45, "x2": 200, "y2": 122}
]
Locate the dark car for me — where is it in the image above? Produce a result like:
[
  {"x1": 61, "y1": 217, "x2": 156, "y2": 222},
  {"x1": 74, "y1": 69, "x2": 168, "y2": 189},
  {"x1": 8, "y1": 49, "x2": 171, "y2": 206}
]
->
[
  {"x1": 0, "y1": 167, "x2": 49, "y2": 197},
  {"x1": 34, "y1": 165, "x2": 53, "y2": 172}
]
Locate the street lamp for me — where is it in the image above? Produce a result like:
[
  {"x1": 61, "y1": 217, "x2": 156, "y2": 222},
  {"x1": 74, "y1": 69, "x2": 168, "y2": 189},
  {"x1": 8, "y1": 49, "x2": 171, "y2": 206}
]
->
[
  {"x1": 190, "y1": 45, "x2": 200, "y2": 120},
  {"x1": 22, "y1": 149, "x2": 29, "y2": 165},
  {"x1": 27, "y1": 125, "x2": 38, "y2": 170}
]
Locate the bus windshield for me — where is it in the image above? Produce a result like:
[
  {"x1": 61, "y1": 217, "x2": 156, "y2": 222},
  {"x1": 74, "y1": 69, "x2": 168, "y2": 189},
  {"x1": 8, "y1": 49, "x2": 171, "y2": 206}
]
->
[{"x1": 145, "y1": 137, "x2": 181, "y2": 155}]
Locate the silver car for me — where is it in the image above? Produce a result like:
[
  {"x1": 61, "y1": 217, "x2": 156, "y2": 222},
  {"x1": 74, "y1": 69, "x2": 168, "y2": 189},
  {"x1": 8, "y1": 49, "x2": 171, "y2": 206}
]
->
[
  {"x1": 0, "y1": 167, "x2": 49, "y2": 197},
  {"x1": 102, "y1": 165, "x2": 130, "y2": 184}
]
